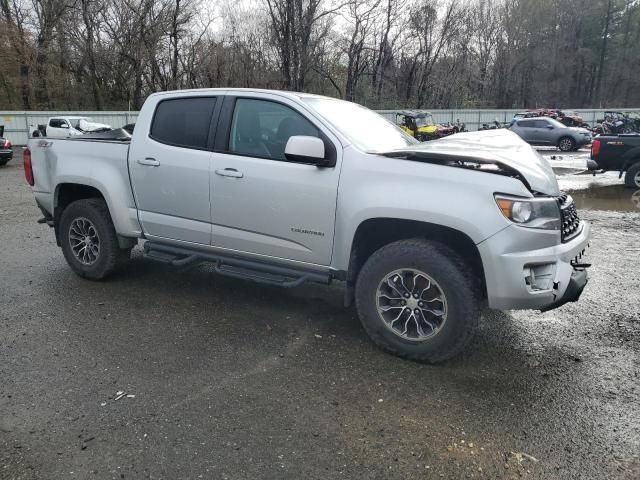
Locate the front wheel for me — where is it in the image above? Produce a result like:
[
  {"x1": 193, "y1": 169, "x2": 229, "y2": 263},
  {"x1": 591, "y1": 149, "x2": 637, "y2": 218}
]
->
[
  {"x1": 624, "y1": 162, "x2": 640, "y2": 189},
  {"x1": 558, "y1": 136, "x2": 575, "y2": 152},
  {"x1": 59, "y1": 199, "x2": 131, "y2": 280},
  {"x1": 355, "y1": 239, "x2": 481, "y2": 363}
]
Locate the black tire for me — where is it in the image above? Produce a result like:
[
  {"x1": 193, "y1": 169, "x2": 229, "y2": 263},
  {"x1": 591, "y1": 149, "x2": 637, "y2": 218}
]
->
[
  {"x1": 624, "y1": 162, "x2": 640, "y2": 189},
  {"x1": 557, "y1": 136, "x2": 575, "y2": 152},
  {"x1": 59, "y1": 198, "x2": 131, "y2": 280},
  {"x1": 0, "y1": 160, "x2": 7, "y2": 167},
  {"x1": 355, "y1": 239, "x2": 481, "y2": 363}
]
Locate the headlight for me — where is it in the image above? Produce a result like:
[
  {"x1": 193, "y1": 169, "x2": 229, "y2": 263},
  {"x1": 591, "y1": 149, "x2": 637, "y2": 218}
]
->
[{"x1": 494, "y1": 194, "x2": 561, "y2": 230}]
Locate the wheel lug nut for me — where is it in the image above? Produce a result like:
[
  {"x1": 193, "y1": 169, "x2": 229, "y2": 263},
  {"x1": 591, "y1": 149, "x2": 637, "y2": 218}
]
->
[
  {"x1": 418, "y1": 302, "x2": 424, "y2": 307},
  {"x1": 413, "y1": 293, "x2": 418, "y2": 298},
  {"x1": 404, "y1": 293, "x2": 410, "y2": 298},
  {"x1": 414, "y1": 309, "x2": 420, "y2": 314}
]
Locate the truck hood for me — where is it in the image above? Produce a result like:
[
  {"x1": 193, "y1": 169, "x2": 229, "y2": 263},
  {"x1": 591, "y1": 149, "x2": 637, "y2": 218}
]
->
[{"x1": 382, "y1": 129, "x2": 560, "y2": 195}]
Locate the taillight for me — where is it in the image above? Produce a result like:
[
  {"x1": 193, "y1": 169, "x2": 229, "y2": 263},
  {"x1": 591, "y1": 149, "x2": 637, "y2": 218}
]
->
[
  {"x1": 23, "y1": 148, "x2": 34, "y2": 186},
  {"x1": 591, "y1": 139, "x2": 600, "y2": 158},
  {"x1": 5, "y1": 140, "x2": 11, "y2": 149}
]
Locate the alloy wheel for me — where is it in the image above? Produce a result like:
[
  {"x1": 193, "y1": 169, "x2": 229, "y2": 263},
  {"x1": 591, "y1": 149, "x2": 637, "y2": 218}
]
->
[
  {"x1": 559, "y1": 138, "x2": 573, "y2": 151},
  {"x1": 68, "y1": 217, "x2": 101, "y2": 265},
  {"x1": 376, "y1": 268, "x2": 448, "y2": 341}
]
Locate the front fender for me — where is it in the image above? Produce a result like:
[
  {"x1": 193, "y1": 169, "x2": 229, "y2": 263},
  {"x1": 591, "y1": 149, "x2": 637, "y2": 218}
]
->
[{"x1": 331, "y1": 149, "x2": 531, "y2": 270}]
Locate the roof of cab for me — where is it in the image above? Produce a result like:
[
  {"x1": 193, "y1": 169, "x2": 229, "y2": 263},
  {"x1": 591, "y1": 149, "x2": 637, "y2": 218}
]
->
[{"x1": 149, "y1": 88, "x2": 335, "y2": 102}]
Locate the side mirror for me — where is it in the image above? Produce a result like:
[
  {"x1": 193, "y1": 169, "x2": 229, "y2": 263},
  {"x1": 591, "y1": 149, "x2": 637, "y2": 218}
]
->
[
  {"x1": 285, "y1": 136, "x2": 332, "y2": 167},
  {"x1": 61, "y1": 123, "x2": 69, "y2": 129}
]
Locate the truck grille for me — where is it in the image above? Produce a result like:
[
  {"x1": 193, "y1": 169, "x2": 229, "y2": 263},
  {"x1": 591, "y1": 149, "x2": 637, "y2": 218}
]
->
[{"x1": 558, "y1": 193, "x2": 581, "y2": 242}]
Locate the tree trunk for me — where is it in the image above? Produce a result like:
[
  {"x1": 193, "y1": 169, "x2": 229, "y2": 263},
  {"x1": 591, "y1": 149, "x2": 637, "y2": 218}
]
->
[{"x1": 594, "y1": 0, "x2": 612, "y2": 106}]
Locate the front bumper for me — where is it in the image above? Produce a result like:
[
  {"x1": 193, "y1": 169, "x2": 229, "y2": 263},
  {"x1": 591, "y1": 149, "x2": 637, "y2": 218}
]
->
[
  {"x1": 539, "y1": 267, "x2": 588, "y2": 312},
  {"x1": 479, "y1": 221, "x2": 591, "y2": 311},
  {"x1": 576, "y1": 137, "x2": 591, "y2": 148}
]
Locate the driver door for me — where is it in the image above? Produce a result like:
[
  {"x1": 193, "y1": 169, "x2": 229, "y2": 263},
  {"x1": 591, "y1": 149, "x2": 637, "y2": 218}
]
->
[{"x1": 210, "y1": 95, "x2": 341, "y2": 265}]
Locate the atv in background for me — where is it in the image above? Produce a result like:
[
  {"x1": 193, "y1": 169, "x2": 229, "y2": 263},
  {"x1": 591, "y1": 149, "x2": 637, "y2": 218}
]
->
[
  {"x1": 593, "y1": 111, "x2": 639, "y2": 135},
  {"x1": 395, "y1": 111, "x2": 458, "y2": 141},
  {"x1": 479, "y1": 119, "x2": 511, "y2": 130},
  {"x1": 513, "y1": 109, "x2": 589, "y2": 128},
  {"x1": 554, "y1": 110, "x2": 589, "y2": 128}
]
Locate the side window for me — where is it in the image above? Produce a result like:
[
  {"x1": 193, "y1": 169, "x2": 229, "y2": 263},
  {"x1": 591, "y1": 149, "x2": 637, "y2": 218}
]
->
[
  {"x1": 150, "y1": 97, "x2": 217, "y2": 149},
  {"x1": 49, "y1": 119, "x2": 63, "y2": 128},
  {"x1": 517, "y1": 121, "x2": 534, "y2": 128},
  {"x1": 228, "y1": 98, "x2": 320, "y2": 161}
]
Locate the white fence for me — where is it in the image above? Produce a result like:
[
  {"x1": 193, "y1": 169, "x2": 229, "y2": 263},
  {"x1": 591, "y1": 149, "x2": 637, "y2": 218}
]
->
[
  {"x1": 2, "y1": 108, "x2": 639, "y2": 145},
  {"x1": 376, "y1": 108, "x2": 640, "y2": 130}
]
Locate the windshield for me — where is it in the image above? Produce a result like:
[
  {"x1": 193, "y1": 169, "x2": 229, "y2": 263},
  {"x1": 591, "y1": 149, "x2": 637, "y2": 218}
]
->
[
  {"x1": 302, "y1": 97, "x2": 418, "y2": 152},
  {"x1": 415, "y1": 115, "x2": 433, "y2": 128}
]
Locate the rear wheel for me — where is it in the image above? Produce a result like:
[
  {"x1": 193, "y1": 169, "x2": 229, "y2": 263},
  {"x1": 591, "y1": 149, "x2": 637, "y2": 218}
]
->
[
  {"x1": 355, "y1": 239, "x2": 481, "y2": 363},
  {"x1": 59, "y1": 199, "x2": 131, "y2": 280},
  {"x1": 624, "y1": 162, "x2": 640, "y2": 189},
  {"x1": 558, "y1": 136, "x2": 575, "y2": 152}
]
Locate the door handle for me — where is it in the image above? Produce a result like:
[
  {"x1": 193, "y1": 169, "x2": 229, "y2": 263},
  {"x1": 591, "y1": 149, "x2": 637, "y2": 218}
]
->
[
  {"x1": 215, "y1": 168, "x2": 243, "y2": 178},
  {"x1": 137, "y1": 157, "x2": 160, "y2": 167}
]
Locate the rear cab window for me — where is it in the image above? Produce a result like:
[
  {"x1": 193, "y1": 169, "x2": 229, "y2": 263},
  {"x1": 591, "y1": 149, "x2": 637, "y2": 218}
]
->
[{"x1": 150, "y1": 97, "x2": 217, "y2": 150}]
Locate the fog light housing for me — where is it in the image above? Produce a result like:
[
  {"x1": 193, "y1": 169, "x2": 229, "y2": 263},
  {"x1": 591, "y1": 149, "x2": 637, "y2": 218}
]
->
[{"x1": 524, "y1": 263, "x2": 556, "y2": 292}]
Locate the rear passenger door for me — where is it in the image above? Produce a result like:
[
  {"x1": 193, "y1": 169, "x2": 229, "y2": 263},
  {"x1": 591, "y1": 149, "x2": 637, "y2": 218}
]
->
[
  {"x1": 515, "y1": 120, "x2": 537, "y2": 143},
  {"x1": 209, "y1": 94, "x2": 341, "y2": 266},
  {"x1": 129, "y1": 95, "x2": 220, "y2": 245}
]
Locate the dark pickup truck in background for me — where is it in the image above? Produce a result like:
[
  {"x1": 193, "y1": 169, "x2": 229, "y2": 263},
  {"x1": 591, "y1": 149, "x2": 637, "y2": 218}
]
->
[{"x1": 590, "y1": 134, "x2": 640, "y2": 188}]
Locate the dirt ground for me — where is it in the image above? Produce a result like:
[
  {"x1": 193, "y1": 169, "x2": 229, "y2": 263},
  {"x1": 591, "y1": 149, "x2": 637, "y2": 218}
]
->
[{"x1": 1, "y1": 150, "x2": 638, "y2": 479}]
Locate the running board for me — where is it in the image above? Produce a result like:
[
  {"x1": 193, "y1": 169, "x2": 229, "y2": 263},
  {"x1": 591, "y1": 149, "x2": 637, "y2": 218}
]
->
[{"x1": 143, "y1": 242, "x2": 331, "y2": 288}]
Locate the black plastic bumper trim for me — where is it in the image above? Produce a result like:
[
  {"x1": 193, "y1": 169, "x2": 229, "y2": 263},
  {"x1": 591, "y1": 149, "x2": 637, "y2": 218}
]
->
[{"x1": 539, "y1": 268, "x2": 588, "y2": 312}]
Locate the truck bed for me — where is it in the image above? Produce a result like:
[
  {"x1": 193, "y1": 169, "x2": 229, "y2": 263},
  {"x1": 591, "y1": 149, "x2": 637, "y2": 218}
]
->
[
  {"x1": 591, "y1": 133, "x2": 640, "y2": 171},
  {"x1": 28, "y1": 134, "x2": 141, "y2": 237}
]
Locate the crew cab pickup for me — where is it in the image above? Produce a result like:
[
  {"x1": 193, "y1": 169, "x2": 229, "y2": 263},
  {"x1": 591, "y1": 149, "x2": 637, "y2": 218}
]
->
[
  {"x1": 25, "y1": 89, "x2": 591, "y2": 362},
  {"x1": 590, "y1": 134, "x2": 640, "y2": 188},
  {"x1": 31, "y1": 116, "x2": 112, "y2": 138}
]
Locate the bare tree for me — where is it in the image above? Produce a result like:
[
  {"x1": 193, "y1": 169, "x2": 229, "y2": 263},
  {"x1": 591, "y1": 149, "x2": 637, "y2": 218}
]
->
[
  {"x1": 342, "y1": 0, "x2": 379, "y2": 101},
  {"x1": 0, "y1": 0, "x2": 639, "y2": 111}
]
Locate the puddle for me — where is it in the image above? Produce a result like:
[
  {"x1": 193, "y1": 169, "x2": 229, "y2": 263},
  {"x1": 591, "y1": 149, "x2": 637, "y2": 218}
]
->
[{"x1": 567, "y1": 185, "x2": 640, "y2": 212}]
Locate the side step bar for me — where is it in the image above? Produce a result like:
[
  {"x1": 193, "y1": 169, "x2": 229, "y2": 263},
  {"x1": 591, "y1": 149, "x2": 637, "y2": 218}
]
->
[{"x1": 143, "y1": 242, "x2": 331, "y2": 288}]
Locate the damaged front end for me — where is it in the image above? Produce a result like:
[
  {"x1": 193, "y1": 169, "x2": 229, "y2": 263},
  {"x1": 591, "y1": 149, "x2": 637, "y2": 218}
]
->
[
  {"x1": 380, "y1": 150, "x2": 534, "y2": 192},
  {"x1": 379, "y1": 129, "x2": 560, "y2": 195}
]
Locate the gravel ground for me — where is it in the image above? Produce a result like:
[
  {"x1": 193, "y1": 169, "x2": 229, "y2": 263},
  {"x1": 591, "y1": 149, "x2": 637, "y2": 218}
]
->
[{"x1": 1, "y1": 151, "x2": 638, "y2": 480}]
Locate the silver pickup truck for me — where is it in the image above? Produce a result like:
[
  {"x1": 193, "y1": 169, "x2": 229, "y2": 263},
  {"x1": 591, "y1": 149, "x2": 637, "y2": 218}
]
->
[{"x1": 25, "y1": 88, "x2": 591, "y2": 362}]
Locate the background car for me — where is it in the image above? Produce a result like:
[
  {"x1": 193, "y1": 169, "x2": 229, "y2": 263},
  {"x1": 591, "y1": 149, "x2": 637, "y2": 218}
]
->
[
  {"x1": 0, "y1": 131, "x2": 12, "y2": 166},
  {"x1": 509, "y1": 117, "x2": 591, "y2": 151}
]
